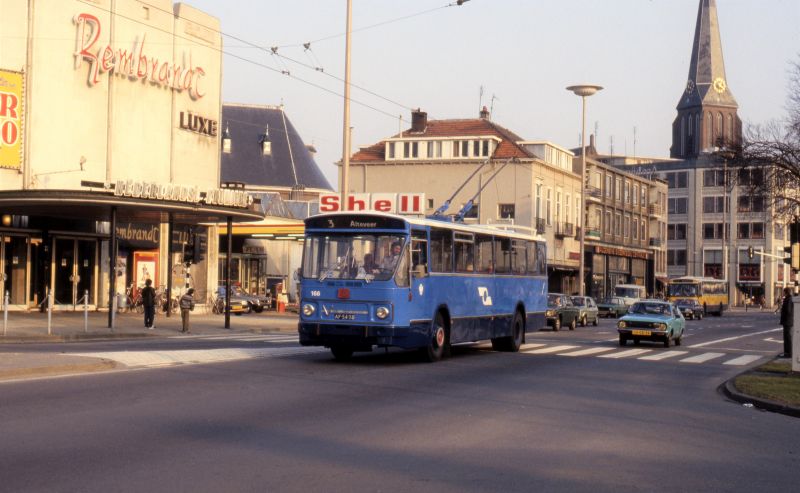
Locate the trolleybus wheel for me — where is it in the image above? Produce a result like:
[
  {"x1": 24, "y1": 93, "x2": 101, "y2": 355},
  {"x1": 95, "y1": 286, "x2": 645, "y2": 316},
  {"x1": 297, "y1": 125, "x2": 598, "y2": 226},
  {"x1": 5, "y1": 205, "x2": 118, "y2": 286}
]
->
[
  {"x1": 492, "y1": 311, "x2": 524, "y2": 352},
  {"x1": 421, "y1": 313, "x2": 449, "y2": 362},
  {"x1": 330, "y1": 345, "x2": 354, "y2": 362}
]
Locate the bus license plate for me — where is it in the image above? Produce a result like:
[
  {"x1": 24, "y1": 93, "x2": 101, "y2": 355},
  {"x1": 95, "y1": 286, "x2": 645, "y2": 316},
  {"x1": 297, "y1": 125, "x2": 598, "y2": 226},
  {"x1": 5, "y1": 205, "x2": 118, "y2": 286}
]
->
[
  {"x1": 334, "y1": 313, "x2": 356, "y2": 320},
  {"x1": 632, "y1": 330, "x2": 651, "y2": 336}
]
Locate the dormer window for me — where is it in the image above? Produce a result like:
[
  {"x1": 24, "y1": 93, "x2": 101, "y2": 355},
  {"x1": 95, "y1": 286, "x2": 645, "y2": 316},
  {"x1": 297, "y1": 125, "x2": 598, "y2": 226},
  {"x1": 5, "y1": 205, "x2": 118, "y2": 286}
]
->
[{"x1": 260, "y1": 126, "x2": 271, "y2": 156}]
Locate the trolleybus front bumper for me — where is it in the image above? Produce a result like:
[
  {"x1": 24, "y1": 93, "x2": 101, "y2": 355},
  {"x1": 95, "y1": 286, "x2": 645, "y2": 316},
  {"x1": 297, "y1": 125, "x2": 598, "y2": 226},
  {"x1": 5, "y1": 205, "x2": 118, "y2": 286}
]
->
[{"x1": 298, "y1": 321, "x2": 432, "y2": 350}]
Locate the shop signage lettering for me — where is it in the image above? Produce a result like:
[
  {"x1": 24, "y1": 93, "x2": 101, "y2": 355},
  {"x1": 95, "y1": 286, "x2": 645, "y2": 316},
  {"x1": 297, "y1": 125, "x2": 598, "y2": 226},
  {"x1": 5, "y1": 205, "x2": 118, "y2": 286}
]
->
[
  {"x1": 73, "y1": 13, "x2": 207, "y2": 100},
  {"x1": 243, "y1": 245, "x2": 266, "y2": 255},
  {"x1": 116, "y1": 223, "x2": 159, "y2": 243},
  {"x1": 113, "y1": 179, "x2": 253, "y2": 208},
  {"x1": 179, "y1": 111, "x2": 217, "y2": 137},
  {"x1": 318, "y1": 193, "x2": 425, "y2": 215},
  {"x1": 595, "y1": 245, "x2": 649, "y2": 260},
  {"x1": 0, "y1": 70, "x2": 23, "y2": 170}
]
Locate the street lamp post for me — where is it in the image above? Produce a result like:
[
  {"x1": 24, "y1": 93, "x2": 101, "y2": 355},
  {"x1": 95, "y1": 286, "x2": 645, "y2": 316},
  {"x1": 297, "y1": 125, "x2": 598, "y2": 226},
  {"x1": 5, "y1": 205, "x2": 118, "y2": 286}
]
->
[
  {"x1": 567, "y1": 84, "x2": 603, "y2": 297},
  {"x1": 340, "y1": 0, "x2": 353, "y2": 206}
]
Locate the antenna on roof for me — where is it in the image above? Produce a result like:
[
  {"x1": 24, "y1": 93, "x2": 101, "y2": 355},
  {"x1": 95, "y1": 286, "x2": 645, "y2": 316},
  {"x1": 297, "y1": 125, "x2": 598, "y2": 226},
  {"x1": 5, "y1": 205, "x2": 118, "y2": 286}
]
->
[
  {"x1": 478, "y1": 85, "x2": 484, "y2": 113},
  {"x1": 633, "y1": 126, "x2": 638, "y2": 158},
  {"x1": 490, "y1": 94, "x2": 499, "y2": 116},
  {"x1": 610, "y1": 135, "x2": 614, "y2": 156}
]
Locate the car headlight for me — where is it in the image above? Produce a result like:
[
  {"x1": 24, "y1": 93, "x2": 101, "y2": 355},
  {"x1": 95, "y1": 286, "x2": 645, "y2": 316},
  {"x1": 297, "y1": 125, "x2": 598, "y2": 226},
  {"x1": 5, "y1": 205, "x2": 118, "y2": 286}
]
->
[
  {"x1": 302, "y1": 303, "x2": 316, "y2": 316},
  {"x1": 546, "y1": 310, "x2": 556, "y2": 317},
  {"x1": 375, "y1": 306, "x2": 390, "y2": 319},
  {"x1": 618, "y1": 321, "x2": 627, "y2": 329},
  {"x1": 658, "y1": 323, "x2": 667, "y2": 330}
]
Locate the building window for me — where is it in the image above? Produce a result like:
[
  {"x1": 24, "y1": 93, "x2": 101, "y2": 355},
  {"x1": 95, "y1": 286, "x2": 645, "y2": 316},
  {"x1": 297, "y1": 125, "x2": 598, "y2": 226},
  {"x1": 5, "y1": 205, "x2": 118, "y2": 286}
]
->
[
  {"x1": 703, "y1": 196, "x2": 727, "y2": 213},
  {"x1": 575, "y1": 198, "x2": 581, "y2": 228},
  {"x1": 624, "y1": 215, "x2": 630, "y2": 238},
  {"x1": 642, "y1": 220, "x2": 647, "y2": 241},
  {"x1": 641, "y1": 186, "x2": 647, "y2": 206},
  {"x1": 702, "y1": 223, "x2": 726, "y2": 240},
  {"x1": 703, "y1": 169, "x2": 726, "y2": 187},
  {"x1": 605, "y1": 211, "x2": 612, "y2": 234},
  {"x1": 633, "y1": 218, "x2": 639, "y2": 240},
  {"x1": 482, "y1": 140, "x2": 490, "y2": 156},
  {"x1": 498, "y1": 203, "x2": 515, "y2": 219},
  {"x1": 667, "y1": 249, "x2": 687, "y2": 266},
  {"x1": 666, "y1": 172, "x2": 688, "y2": 189},
  {"x1": 615, "y1": 178, "x2": 622, "y2": 201},
  {"x1": 535, "y1": 183, "x2": 542, "y2": 219},
  {"x1": 614, "y1": 213, "x2": 621, "y2": 236},
  {"x1": 667, "y1": 223, "x2": 687, "y2": 240},
  {"x1": 775, "y1": 223, "x2": 785, "y2": 240},
  {"x1": 668, "y1": 197, "x2": 688, "y2": 214},
  {"x1": 752, "y1": 222, "x2": 764, "y2": 239},
  {"x1": 556, "y1": 191, "x2": 562, "y2": 224},
  {"x1": 388, "y1": 142, "x2": 395, "y2": 159},
  {"x1": 546, "y1": 189, "x2": 552, "y2": 226},
  {"x1": 427, "y1": 141, "x2": 442, "y2": 158},
  {"x1": 605, "y1": 174, "x2": 613, "y2": 198},
  {"x1": 633, "y1": 184, "x2": 639, "y2": 206},
  {"x1": 704, "y1": 249, "x2": 724, "y2": 279},
  {"x1": 737, "y1": 223, "x2": 750, "y2": 239}
]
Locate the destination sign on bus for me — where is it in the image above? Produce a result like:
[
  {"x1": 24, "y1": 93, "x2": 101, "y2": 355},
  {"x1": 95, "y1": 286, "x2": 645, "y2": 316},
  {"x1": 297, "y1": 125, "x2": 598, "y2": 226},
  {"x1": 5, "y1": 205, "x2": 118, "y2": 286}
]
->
[
  {"x1": 318, "y1": 193, "x2": 425, "y2": 215},
  {"x1": 306, "y1": 215, "x2": 407, "y2": 230}
]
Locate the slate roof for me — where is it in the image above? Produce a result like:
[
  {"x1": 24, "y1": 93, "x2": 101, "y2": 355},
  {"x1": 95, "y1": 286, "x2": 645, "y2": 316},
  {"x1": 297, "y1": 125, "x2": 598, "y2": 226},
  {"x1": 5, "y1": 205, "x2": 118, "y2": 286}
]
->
[
  {"x1": 350, "y1": 118, "x2": 532, "y2": 162},
  {"x1": 220, "y1": 104, "x2": 332, "y2": 191}
]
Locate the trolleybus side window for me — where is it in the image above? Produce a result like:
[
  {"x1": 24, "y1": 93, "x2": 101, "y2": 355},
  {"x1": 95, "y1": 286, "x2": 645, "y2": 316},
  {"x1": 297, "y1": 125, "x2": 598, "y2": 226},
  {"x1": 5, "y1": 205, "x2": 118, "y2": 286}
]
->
[
  {"x1": 526, "y1": 241, "x2": 537, "y2": 275},
  {"x1": 395, "y1": 244, "x2": 409, "y2": 287},
  {"x1": 511, "y1": 239, "x2": 527, "y2": 275},
  {"x1": 536, "y1": 242, "x2": 546, "y2": 275},
  {"x1": 455, "y1": 232, "x2": 475, "y2": 273},
  {"x1": 476, "y1": 234, "x2": 494, "y2": 272},
  {"x1": 411, "y1": 230, "x2": 428, "y2": 277},
  {"x1": 494, "y1": 237, "x2": 511, "y2": 274},
  {"x1": 430, "y1": 228, "x2": 453, "y2": 273}
]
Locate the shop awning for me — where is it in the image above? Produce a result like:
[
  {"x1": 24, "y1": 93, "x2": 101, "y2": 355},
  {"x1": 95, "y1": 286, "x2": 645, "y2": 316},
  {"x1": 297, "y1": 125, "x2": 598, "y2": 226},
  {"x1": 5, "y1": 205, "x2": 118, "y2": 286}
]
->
[
  {"x1": 218, "y1": 222, "x2": 305, "y2": 236},
  {"x1": 0, "y1": 190, "x2": 264, "y2": 224}
]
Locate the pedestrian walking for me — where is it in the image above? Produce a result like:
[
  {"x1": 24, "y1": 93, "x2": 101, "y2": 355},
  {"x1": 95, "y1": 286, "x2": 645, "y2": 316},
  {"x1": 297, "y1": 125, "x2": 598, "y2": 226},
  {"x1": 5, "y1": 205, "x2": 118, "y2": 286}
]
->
[
  {"x1": 779, "y1": 287, "x2": 793, "y2": 358},
  {"x1": 141, "y1": 279, "x2": 156, "y2": 329},
  {"x1": 179, "y1": 288, "x2": 195, "y2": 333}
]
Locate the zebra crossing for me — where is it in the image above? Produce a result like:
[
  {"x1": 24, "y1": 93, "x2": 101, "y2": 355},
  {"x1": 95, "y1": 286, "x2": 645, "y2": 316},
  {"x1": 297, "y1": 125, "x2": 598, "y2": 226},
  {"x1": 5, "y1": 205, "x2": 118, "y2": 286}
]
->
[{"x1": 513, "y1": 342, "x2": 765, "y2": 366}]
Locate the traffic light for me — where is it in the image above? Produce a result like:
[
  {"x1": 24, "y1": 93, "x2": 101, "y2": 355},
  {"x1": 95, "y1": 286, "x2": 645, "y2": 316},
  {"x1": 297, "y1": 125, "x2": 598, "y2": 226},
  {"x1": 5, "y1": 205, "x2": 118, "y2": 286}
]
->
[
  {"x1": 194, "y1": 232, "x2": 206, "y2": 263},
  {"x1": 747, "y1": 246, "x2": 754, "y2": 259},
  {"x1": 183, "y1": 227, "x2": 195, "y2": 264},
  {"x1": 785, "y1": 245, "x2": 800, "y2": 271}
]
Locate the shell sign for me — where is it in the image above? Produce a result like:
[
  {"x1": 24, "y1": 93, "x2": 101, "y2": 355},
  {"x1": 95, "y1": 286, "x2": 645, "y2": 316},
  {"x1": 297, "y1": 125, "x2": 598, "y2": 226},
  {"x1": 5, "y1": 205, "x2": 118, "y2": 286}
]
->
[{"x1": 0, "y1": 69, "x2": 23, "y2": 170}]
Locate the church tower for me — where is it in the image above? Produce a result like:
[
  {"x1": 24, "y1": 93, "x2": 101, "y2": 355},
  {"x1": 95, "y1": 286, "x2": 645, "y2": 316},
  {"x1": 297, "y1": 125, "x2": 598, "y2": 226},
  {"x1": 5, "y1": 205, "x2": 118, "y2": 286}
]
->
[{"x1": 670, "y1": 0, "x2": 742, "y2": 159}]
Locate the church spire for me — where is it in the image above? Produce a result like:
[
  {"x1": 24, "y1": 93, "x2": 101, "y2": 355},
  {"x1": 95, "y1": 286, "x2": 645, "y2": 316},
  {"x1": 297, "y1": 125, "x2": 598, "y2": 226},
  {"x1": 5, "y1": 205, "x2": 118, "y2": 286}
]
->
[
  {"x1": 671, "y1": 0, "x2": 741, "y2": 159},
  {"x1": 678, "y1": 0, "x2": 737, "y2": 110}
]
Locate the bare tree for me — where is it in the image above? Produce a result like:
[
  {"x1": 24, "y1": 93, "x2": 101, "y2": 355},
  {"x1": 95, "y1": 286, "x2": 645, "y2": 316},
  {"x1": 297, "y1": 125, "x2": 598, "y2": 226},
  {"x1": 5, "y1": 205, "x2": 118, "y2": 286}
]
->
[{"x1": 719, "y1": 57, "x2": 800, "y2": 222}]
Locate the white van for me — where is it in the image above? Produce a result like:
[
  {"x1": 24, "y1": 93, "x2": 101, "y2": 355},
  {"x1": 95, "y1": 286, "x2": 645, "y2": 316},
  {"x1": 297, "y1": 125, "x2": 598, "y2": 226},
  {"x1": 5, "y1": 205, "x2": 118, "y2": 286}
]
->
[{"x1": 613, "y1": 284, "x2": 646, "y2": 305}]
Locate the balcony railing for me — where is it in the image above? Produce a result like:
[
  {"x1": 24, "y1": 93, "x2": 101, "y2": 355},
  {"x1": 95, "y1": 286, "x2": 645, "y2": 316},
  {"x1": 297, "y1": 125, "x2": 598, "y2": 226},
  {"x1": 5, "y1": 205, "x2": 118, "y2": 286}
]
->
[
  {"x1": 586, "y1": 228, "x2": 601, "y2": 239},
  {"x1": 649, "y1": 237, "x2": 663, "y2": 247},
  {"x1": 648, "y1": 204, "x2": 662, "y2": 216},
  {"x1": 555, "y1": 222, "x2": 575, "y2": 238},
  {"x1": 586, "y1": 186, "x2": 602, "y2": 199}
]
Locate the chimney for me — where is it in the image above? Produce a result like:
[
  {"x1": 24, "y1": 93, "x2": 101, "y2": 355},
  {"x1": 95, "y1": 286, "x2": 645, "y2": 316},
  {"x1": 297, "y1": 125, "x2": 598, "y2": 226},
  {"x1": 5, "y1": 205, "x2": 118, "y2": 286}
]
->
[
  {"x1": 479, "y1": 106, "x2": 490, "y2": 120},
  {"x1": 589, "y1": 134, "x2": 595, "y2": 151},
  {"x1": 411, "y1": 109, "x2": 427, "y2": 133}
]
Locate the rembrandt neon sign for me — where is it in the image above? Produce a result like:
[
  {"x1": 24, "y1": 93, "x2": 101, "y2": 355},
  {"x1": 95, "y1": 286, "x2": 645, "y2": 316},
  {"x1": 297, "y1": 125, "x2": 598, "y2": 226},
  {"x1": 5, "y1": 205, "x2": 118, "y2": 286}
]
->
[{"x1": 73, "y1": 13, "x2": 206, "y2": 99}]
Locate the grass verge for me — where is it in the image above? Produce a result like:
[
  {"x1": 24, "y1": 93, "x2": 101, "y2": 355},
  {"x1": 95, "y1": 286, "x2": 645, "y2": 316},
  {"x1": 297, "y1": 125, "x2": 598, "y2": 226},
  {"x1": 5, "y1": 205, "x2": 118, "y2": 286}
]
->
[{"x1": 734, "y1": 360, "x2": 800, "y2": 407}]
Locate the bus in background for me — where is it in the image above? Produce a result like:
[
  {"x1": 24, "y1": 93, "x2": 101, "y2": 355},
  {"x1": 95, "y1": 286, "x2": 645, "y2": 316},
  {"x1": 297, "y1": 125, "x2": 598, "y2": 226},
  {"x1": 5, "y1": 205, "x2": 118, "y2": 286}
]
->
[
  {"x1": 613, "y1": 284, "x2": 647, "y2": 305},
  {"x1": 298, "y1": 212, "x2": 547, "y2": 362},
  {"x1": 667, "y1": 276, "x2": 728, "y2": 316}
]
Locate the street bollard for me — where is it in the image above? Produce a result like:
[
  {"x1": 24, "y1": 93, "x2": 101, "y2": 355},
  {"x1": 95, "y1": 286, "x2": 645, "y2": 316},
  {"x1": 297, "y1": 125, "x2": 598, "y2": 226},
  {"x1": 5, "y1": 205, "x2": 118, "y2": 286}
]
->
[
  {"x1": 3, "y1": 290, "x2": 8, "y2": 337},
  {"x1": 47, "y1": 288, "x2": 53, "y2": 336},
  {"x1": 84, "y1": 290, "x2": 89, "y2": 333}
]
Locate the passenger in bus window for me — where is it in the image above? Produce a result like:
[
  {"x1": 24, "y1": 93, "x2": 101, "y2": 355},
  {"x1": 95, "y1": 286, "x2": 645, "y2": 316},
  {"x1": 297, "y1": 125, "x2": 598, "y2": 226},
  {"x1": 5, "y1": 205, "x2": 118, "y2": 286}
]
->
[{"x1": 380, "y1": 242, "x2": 402, "y2": 270}]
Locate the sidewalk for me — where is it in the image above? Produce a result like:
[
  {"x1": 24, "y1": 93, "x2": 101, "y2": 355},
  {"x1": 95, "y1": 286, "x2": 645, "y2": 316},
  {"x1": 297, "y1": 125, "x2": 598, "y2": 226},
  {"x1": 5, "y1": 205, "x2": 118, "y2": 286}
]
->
[{"x1": 0, "y1": 309, "x2": 300, "y2": 382}]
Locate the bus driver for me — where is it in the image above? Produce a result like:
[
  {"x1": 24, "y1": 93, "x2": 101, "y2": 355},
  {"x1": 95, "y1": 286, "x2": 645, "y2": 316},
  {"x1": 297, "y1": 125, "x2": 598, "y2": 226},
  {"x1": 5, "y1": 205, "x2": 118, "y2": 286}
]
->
[{"x1": 380, "y1": 242, "x2": 402, "y2": 271}]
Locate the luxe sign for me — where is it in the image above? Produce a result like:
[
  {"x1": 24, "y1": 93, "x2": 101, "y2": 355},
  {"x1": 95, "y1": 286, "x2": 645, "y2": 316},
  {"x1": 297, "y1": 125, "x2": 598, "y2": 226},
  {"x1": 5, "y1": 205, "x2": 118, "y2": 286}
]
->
[{"x1": 319, "y1": 193, "x2": 425, "y2": 215}]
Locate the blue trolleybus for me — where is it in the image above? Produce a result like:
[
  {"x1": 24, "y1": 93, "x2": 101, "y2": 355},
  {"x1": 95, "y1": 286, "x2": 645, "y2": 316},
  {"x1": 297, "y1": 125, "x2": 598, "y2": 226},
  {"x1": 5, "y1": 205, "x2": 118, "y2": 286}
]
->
[{"x1": 298, "y1": 212, "x2": 547, "y2": 362}]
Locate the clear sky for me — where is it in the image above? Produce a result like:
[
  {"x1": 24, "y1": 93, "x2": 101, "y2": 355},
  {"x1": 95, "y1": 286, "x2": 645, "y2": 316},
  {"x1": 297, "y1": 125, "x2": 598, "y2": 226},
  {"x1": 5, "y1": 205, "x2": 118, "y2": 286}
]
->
[{"x1": 187, "y1": 0, "x2": 799, "y2": 189}]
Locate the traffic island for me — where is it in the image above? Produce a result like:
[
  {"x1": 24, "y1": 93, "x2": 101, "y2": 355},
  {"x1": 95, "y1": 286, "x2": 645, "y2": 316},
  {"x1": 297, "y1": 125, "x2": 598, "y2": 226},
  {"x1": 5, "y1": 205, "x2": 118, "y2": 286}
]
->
[
  {"x1": 722, "y1": 357, "x2": 800, "y2": 418},
  {"x1": 0, "y1": 353, "x2": 119, "y2": 382}
]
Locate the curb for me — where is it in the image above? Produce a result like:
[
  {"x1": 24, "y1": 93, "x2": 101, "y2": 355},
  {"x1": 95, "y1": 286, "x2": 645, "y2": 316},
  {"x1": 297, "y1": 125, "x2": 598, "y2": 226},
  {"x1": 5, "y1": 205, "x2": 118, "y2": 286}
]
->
[
  {"x1": 0, "y1": 333, "x2": 162, "y2": 344},
  {"x1": 719, "y1": 375, "x2": 800, "y2": 419},
  {"x1": 0, "y1": 359, "x2": 119, "y2": 382}
]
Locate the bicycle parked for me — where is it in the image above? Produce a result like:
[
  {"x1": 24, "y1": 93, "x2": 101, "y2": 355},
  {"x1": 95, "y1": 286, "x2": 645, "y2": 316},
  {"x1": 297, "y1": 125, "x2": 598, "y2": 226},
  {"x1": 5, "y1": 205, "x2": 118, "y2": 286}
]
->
[
  {"x1": 155, "y1": 286, "x2": 179, "y2": 314},
  {"x1": 117, "y1": 284, "x2": 143, "y2": 313}
]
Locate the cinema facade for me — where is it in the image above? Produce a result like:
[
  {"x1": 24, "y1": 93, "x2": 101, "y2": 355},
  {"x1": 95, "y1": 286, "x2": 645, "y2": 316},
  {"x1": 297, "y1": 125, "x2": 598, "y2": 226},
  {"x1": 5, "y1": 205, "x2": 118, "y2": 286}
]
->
[{"x1": 0, "y1": 0, "x2": 262, "y2": 312}]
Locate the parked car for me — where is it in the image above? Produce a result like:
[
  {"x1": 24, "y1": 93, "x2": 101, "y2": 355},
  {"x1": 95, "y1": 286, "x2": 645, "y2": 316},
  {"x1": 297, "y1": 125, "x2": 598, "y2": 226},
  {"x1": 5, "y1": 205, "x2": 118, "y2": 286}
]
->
[
  {"x1": 674, "y1": 298, "x2": 704, "y2": 320},
  {"x1": 617, "y1": 300, "x2": 686, "y2": 347},
  {"x1": 214, "y1": 286, "x2": 252, "y2": 315},
  {"x1": 545, "y1": 293, "x2": 581, "y2": 331},
  {"x1": 597, "y1": 297, "x2": 629, "y2": 318},
  {"x1": 571, "y1": 296, "x2": 599, "y2": 326},
  {"x1": 230, "y1": 284, "x2": 273, "y2": 313}
]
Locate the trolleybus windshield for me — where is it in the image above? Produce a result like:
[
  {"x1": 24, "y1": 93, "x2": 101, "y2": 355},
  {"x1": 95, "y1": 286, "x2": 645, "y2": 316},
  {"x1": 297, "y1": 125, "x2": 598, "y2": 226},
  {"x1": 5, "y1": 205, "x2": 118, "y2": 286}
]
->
[
  {"x1": 667, "y1": 283, "x2": 700, "y2": 298},
  {"x1": 302, "y1": 234, "x2": 407, "y2": 282}
]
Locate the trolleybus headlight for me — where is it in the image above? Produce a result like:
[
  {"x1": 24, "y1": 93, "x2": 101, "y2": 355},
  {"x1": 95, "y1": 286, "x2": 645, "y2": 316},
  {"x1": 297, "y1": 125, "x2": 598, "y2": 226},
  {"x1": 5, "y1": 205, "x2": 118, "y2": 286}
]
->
[
  {"x1": 302, "y1": 303, "x2": 316, "y2": 317},
  {"x1": 376, "y1": 306, "x2": 390, "y2": 319},
  {"x1": 618, "y1": 321, "x2": 626, "y2": 329}
]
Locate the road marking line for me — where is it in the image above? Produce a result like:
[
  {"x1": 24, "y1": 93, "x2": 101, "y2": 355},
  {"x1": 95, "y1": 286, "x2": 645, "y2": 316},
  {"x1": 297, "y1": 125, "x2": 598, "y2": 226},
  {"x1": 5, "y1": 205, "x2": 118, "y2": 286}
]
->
[
  {"x1": 519, "y1": 343, "x2": 547, "y2": 352},
  {"x1": 723, "y1": 355, "x2": 763, "y2": 366},
  {"x1": 558, "y1": 347, "x2": 616, "y2": 357},
  {"x1": 598, "y1": 349, "x2": 651, "y2": 359},
  {"x1": 680, "y1": 352, "x2": 725, "y2": 363},
  {"x1": 688, "y1": 328, "x2": 780, "y2": 348},
  {"x1": 524, "y1": 345, "x2": 578, "y2": 354},
  {"x1": 638, "y1": 351, "x2": 688, "y2": 361}
]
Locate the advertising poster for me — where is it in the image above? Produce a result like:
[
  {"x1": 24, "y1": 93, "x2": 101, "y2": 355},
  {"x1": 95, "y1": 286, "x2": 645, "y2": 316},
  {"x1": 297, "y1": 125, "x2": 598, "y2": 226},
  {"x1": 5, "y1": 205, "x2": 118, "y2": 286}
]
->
[
  {"x1": 134, "y1": 251, "x2": 159, "y2": 289},
  {"x1": 0, "y1": 69, "x2": 23, "y2": 170}
]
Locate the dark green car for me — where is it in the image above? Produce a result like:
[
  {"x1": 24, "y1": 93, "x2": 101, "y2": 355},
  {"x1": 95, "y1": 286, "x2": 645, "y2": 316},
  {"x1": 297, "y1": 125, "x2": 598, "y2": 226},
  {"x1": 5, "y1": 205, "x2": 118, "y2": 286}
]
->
[
  {"x1": 597, "y1": 296, "x2": 629, "y2": 318},
  {"x1": 545, "y1": 293, "x2": 581, "y2": 331}
]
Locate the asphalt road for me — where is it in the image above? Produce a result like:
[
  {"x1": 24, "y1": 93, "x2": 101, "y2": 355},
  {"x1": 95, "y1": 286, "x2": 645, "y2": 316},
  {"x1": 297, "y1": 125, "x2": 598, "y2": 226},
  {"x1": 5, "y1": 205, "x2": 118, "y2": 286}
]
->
[{"x1": 0, "y1": 311, "x2": 797, "y2": 492}]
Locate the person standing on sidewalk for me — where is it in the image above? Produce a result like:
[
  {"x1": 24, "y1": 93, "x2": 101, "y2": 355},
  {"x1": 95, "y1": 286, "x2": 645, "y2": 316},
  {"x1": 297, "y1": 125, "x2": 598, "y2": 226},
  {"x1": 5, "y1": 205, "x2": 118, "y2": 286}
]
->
[
  {"x1": 179, "y1": 288, "x2": 195, "y2": 333},
  {"x1": 141, "y1": 279, "x2": 156, "y2": 329},
  {"x1": 779, "y1": 287, "x2": 793, "y2": 358}
]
